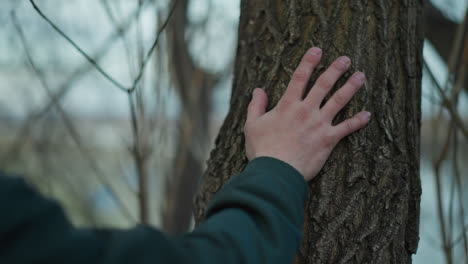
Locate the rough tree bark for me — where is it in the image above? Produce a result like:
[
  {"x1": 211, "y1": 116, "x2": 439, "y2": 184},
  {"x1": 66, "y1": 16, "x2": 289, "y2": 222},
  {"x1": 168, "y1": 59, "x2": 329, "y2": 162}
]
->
[{"x1": 194, "y1": 1, "x2": 423, "y2": 263}]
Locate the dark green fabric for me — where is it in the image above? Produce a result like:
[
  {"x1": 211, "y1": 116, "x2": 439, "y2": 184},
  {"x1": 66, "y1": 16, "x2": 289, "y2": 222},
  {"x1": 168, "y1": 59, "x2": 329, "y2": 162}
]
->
[{"x1": 0, "y1": 157, "x2": 307, "y2": 264}]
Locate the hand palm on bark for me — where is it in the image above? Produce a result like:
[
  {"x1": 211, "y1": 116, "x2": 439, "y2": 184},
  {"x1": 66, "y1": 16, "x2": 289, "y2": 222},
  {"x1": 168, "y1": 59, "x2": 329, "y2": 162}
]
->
[{"x1": 244, "y1": 47, "x2": 371, "y2": 181}]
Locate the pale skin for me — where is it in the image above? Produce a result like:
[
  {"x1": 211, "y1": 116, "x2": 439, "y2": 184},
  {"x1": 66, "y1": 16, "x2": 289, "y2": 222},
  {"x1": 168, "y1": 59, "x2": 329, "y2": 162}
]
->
[{"x1": 244, "y1": 47, "x2": 371, "y2": 181}]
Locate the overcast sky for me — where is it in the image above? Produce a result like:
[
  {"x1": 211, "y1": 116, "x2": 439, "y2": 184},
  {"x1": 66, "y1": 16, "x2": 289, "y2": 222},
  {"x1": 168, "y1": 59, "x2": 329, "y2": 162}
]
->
[{"x1": 0, "y1": 0, "x2": 466, "y2": 120}]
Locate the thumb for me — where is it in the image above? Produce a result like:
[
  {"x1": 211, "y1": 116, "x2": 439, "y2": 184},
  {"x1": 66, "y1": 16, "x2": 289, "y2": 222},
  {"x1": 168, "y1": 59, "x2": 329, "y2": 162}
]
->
[{"x1": 247, "y1": 88, "x2": 268, "y2": 122}]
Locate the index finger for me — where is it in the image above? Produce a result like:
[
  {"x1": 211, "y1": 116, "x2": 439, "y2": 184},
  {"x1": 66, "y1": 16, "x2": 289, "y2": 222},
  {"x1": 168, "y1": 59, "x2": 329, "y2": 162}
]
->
[{"x1": 279, "y1": 47, "x2": 322, "y2": 104}]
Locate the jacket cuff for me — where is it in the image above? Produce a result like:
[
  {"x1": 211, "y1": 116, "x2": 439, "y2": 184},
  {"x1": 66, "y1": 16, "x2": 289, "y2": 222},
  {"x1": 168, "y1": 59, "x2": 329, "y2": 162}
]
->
[{"x1": 246, "y1": 156, "x2": 308, "y2": 201}]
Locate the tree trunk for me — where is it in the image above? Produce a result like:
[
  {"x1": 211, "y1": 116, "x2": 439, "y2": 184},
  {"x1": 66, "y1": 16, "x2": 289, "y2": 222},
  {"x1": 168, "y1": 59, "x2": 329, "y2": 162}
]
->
[{"x1": 195, "y1": 1, "x2": 423, "y2": 263}]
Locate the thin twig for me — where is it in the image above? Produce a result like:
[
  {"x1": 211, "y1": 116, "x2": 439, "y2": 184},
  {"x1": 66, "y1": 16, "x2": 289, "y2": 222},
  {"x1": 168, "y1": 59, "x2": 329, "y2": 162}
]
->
[
  {"x1": 447, "y1": 8, "x2": 468, "y2": 87},
  {"x1": 424, "y1": 60, "x2": 468, "y2": 140},
  {"x1": 129, "y1": 0, "x2": 178, "y2": 92},
  {"x1": 128, "y1": 91, "x2": 149, "y2": 224},
  {"x1": 448, "y1": 128, "x2": 456, "y2": 250},
  {"x1": 100, "y1": 0, "x2": 138, "y2": 79},
  {"x1": 135, "y1": 0, "x2": 146, "y2": 115},
  {"x1": 452, "y1": 124, "x2": 468, "y2": 260},
  {"x1": 29, "y1": 0, "x2": 178, "y2": 93},
  {"x1": 30, "y1": 0, "x2": 129, "y2": 92},
  {"x1": 433, "y1": 122, "x2": 454, "y2": 263},
  {"x1": 451, "y1": 223, "x2": 468, "y2": 251}
]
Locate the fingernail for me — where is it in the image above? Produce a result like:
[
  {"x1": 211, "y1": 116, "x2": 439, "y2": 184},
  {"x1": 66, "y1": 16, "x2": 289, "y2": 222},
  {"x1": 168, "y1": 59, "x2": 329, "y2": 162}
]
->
[
  {"x1": 309, "y1": 47, "x2": 322, "y2": 56},
  {"x1": 355, "y1": 72, "x2": 366, "y2": 82},
  {"x1": 338, "y1": 56, "x2": 350, "y2": 65},
  {"x1": 363, "y1": 111, "x2": 371, "y2": 121}
]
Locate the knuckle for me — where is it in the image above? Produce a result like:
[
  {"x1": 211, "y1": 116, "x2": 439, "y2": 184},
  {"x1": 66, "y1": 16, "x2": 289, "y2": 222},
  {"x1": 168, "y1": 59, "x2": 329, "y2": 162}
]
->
[
  {"x1": 311, "y1": 117, "x2": 327, "y2": 129},
  {"x1": 316, "y1": 76, "x2": 333, "y2": 89},
  {"x1": 323, "y1": 131, "x2": 337, "y2": 147},
  {"x1": 277, "y1": 97, "x2": 293, "y2": 112},
  {"x1": 346, "y1": 84, "x2": 360, "y2": 97},
  {"x1": 345, "y1": 120, "x2": 355, "y2": 132},
  {"x1": 247, "y1": 102, "x2": 255, "y2": 112},
  {"x1": 292, "y1": 69, "x2": 308, "y2": 82},
  {"x1": 346, "y1": 80, "x2": 364, "y2": 93},
  {"x1": 247, "y1": 97, "x2": 258, "y2": 110},
  {"x1": 295, "y1": 104, "x2": 310, "y2": 121},
  {"x1": 333, "y1": 92, "x2": 347, "y2": 106},
  {"x1": 243, "y1": 122, "x2": 252, "y2": 133}
]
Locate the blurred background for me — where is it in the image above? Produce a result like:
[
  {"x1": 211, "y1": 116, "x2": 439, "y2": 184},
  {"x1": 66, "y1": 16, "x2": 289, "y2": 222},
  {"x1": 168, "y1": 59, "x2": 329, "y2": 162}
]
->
[{"x1": 0, "y1": 0, "x2": 467, "y2": 263}]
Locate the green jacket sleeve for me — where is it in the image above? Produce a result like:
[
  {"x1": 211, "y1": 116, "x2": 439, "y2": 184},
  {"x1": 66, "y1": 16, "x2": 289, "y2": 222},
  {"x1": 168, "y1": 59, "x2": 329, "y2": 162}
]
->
[{"x1": 0, "y1": 157, "x2": 307, "y2": 264}]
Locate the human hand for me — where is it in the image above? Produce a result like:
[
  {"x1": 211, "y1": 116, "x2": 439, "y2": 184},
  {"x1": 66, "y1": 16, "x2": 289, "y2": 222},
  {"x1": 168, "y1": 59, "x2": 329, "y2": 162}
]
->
[{"x1": 244, "y1": 47, "x2": 370, "y2": 181}]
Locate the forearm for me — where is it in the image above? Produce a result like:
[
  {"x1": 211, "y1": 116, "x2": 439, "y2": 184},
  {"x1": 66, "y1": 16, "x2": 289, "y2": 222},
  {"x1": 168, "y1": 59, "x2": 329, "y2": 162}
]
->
[{"x1": 0, "y1": 158, "x2": 307, "y2": 264}]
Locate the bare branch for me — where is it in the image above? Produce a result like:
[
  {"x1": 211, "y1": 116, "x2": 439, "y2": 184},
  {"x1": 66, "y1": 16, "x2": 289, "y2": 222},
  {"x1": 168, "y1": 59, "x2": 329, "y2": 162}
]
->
[
  {"x1": 100, "y1": 0, "x2": 138, "y2": 78},
  {"x1": 423, "y1": 60, "x2": 468, "y2": 140},
  {"x1": 451, "y1": 222, "x2": 468, "y2": 250},
  {"x1": 129, "y1": 0, "x2": 179, "y2": 92},
  {"x1": 29, "y1": 0, "x2": 178, "y2": 93},
  {"x1": 29, "y1": 0, "x2": 129, "y2": 92},
  {"x1": 451, "y1": 132, "x2": 468, "y2": 258}
]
